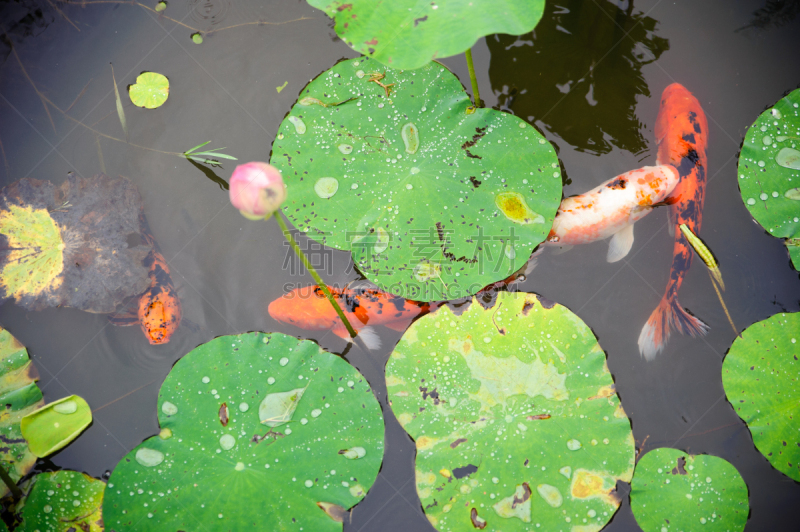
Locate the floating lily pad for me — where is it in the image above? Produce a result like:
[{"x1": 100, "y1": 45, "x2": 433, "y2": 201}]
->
[
  {"x1": 722, "y1": 312, "x2": 800, "y2": 481},
  {"x1": 0, "y1": 174, "x2": 151, "y2": 312},
  {"x1": 18, "y1": 470, "x2": 105, "y2": 531},
  {"x1": 630, "y1": 448, "x2": 749, "y2": 532},
  {"x1": 0, "y1": 327, "x2": 43, "y2": 498},
  {"x1": 738, "y1": 88, "x2": 800, "y2": 270},
  {"x1": 21, "y1": 394, "x2": 92, "y2": 457},
  {"x1": 129, "y1": 72, "x2": 170, "y2": 109},
  {"x1": 385, "y1": 292, "x2": 635, "y2": 531},
  {"x1": 307, "y1": 0, "x2": 544, "y2": 71},
  {"x1": 271, "y1": 57, "x2": 561, "y2": 301},
  {"x1": 103, "y1": 332, "x2": 384, "y2": 531}
]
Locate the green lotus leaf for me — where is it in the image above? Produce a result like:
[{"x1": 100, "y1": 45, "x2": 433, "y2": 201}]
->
[
  {"x1": 722, "y1": 312, "x2": 800, "y2": 481},
  {"x1": 21, "y1": 394, "x2": 92, "y2": 457},
  {"x1": 103, "y1": 332, "x2": 384, "y2": 531},
  {"x1": 0, "y1": 174, "x2": 151, "y2": 312},
  {"x1": 271, "y1": 57, "x2": 561, "y2": 301},
  {"x1": 129, "y1": 71, "x2": 170, "y2": 109},
  {"x1": 738, "y1": 88, "x2": 800, "y2": 270},
  {"x1": 630, "y1": 448, "x2": 749, "y2": 532},
  {"x1": 307, "y1": 0, "x2": 544, "y2": 71},
  {"x1": 18, "y1": 470, "x2": 105, "y2": 532},
  {"x1": 385, "y1": 292, "x2": 635, "y2": 531},
  {"x1": 0, "y1": 327, "x2": 43, "y2": 498}
]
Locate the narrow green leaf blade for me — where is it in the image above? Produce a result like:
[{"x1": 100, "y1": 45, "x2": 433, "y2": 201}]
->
[{"x1": 111, "y1": 64, "x2": 128, "y2": 141}]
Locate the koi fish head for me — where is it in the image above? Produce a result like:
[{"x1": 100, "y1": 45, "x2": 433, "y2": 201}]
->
[
  {"x1": 138, "y1": 284, "x2": 181, "y2": 344},
  {"x1": 655, "y1": 84, "x2": 708, "y2": 165},
  {"x1": 268, "y1": 286, "x2": 340, "y2": 329}
]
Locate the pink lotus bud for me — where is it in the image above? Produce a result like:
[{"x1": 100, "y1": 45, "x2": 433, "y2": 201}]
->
[{"x1": 229, "y1": 162, "x2": 287, "y2": 220}]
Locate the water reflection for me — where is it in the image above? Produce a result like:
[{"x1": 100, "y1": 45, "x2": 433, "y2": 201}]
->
[
  {"x1": 737, "y1": 0, "x2": 800, "y2": 31},
  {"x1": 486, "y1": 0, "x2": 668, "y2": 156}
]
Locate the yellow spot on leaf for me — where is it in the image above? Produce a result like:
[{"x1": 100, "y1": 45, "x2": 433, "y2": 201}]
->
[
  {"x1": 570, "y1": 470, "x2": 619, "y2": 507},
  {"x1": 0, "y1": 205, "x2": 64, "y2": 300},
  {"x1": 495, "y1": 192, "x2": 544, "y2": 224}
]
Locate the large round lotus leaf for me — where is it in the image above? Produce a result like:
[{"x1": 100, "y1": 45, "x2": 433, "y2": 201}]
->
[
  {"x1": 0, "y1": 174, "x2": 151, "y2": 312},
  {"x1": 104, "y1": 332, "x2": 384, "y2": 531},
  {"x1": 271, "y1": 57, "x2": 561, "y2": 302},
  {"x1": 738, "y1": 88, "x2": 800, "y2": 270},
  {"x1": 19, "y1": 470, "x2": 105, "y2": 531},
  {"x1": 722, "y1": 312, "x2": 800, "y2": 481},
  {"x1": 306, "y1": 0, "x2": 545, "y2": 70},
  {"x1": 0, "y1": 327, "x2": 43, "y2": 498},
  {"x1": 129, "y1": 72, "x2": 169, "y2": 109},
  {"x1": 21, "y1": 394, "x2": 92, "y2": 457},
  {"x1": 385, "y1": 291, "x2": 635, "y2": 531},
  {"x1": 630, "y1": 448, "x2": 749, "y2": 532}
]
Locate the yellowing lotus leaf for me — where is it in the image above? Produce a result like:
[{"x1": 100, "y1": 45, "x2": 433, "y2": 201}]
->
[{"x1": 0, "y1": 174, "x2": 152, "y2": 312}]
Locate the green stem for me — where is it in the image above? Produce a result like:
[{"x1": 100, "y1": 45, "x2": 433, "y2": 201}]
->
[
  {"x1": 0, "y1": 462, "x2": 22, "y2": 500},
  {"x1": 465, "y1": 47, "x2": 482, "y2": 108},
  {"x1": 274, "y1": 212, "x2": 358, "y2": 339}
]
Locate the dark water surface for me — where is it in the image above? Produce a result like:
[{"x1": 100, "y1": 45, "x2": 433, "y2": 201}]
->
[{"x1": 1, "y1": 0, "x2": 799, "y2": 530}]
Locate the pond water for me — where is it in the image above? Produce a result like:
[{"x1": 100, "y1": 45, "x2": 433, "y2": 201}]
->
[{"x1": 0, "y1": 0, "x2": 798, "y2": 530}]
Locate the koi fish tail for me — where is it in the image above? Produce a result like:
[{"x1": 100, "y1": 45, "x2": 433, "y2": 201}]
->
[{"x1": 638, "y1": 295, "x2": 708, "y2": 361}]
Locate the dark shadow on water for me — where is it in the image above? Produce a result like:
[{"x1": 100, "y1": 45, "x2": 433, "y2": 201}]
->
[
  {"x1": 487, "y1": 0, "x2": 669, "y2": 156},
  {"x1": 737, "y1": 0, "x2": 800, "y2": 32}
]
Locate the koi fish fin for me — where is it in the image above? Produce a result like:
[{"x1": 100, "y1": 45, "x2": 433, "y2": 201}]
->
[
  {"x1": 551, "y1": 245, "x2": 574, "y2": 255},
  {"x1": 667, "y1": 208, "x2": 676, "y2": 237},
  {"x1": 108, "y1": 308, "x2": 138, "y2": 326},
  {"x1": 351, "y1": 326, "x2": 381, "y2": 350},
  {"x1": 607, "y1": 224, "x2": 635, "y2": 263},
  {"x1": 638, "y1": 296, "x2": 709, "y2": 361}
]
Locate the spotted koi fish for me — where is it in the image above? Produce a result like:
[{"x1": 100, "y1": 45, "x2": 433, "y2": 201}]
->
[
  {"x1": 638, "y1": 83, "x2": 709, "y2": 360},
  {"x1": 109, "y1": 212, "x2": 182, "y2": 345},
  {"x1": 544, "y1": 165, "x2": 680, "y2": 262},
  {"x1": 268, "y1": 284, "x2": 433, "y2": 350}
]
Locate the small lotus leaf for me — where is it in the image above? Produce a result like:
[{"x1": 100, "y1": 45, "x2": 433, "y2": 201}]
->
[
  {"x1": 737, "y1": 88, "x2": 800, "y2": 270},
  {"x1": 385, "y1": 292, "x2": 635, "y2": 531},
  {"x1": 307, "y1": 0, "x2": 545, "y2": 71},
  {"x1": 129, "y1": 71, "x2": 170, "y2": 109},
  {"x1": 0, "y1": 174, "x2": 151, "y2": 312},
  {"x1": 630, "y1": 448, "x2": 748, "y2": 532},
  {"x1": 0, "y1": 327, "x2": 43, "y2": 498},
  {"x1": 21, "y1": 394, "x2": 92, "y2": 457},
  {"x1": 722, "y1": 312, "x2": 800, "y2": 481},
  {"x1": 103, "y1": 332, "x2": 384, "y2": 531},
  {"x1": 271, "y1": 57, "x2": 561, "y2": 301},
  {"x1": 19, "y1": 470, "x2": 105, "y2": 532}
]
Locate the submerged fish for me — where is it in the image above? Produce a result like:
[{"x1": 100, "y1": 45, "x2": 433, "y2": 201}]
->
[
  {"x1": 268, "y1": 284, "x2": 433, "y2": 350},
  {"x1": 544, "y1": 165, "x2": 680, "y2": 262},
  {"x1": 110, "y1": 212, "x2": 182, "y2": 344},
  {"x1": 638, "y1": 83, "x2": 709, "y2": 360}
]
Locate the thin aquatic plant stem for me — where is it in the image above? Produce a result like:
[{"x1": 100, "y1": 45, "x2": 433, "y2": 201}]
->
[
  {"x1": 274, "y1": 211, "x2": 358, "y2": 339},
  {"x1": 0, "y1": 462, "x2": 22, "y2": 500},
  {"x1": 708, "y1": 270, "x2": 739, "y2": 337},
  {"x1": 464, "y1": 48, "x2": 482, "y2": 108}
]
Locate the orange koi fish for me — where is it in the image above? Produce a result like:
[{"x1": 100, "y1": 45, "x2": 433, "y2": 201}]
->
[
  {"x1": 545, "y1": 165, "x2": 680, "y2": 262},
  {"x1": 109, "y1": 213, "x2": 182, "y2": 344},
  {"x1": 638, "y1": 83, "x2": 709, "y2": 360},
  {"x1": 268, "y1": 284, "x2": 433, "y2": 350}
]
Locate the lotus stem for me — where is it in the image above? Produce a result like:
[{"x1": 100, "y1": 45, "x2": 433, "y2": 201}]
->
[
  {"x1": 0, "y1": 462, "x2": 22, "y2": 500},
  {"x1": 274, "y1": 211, "x2": 358, "y2": 339},
  {"x1": 465, "y1": 47, "x2": 482, "y2": 108}
]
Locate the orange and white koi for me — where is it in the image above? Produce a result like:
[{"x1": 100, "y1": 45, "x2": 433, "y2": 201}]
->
[
  {"x1": 544, "y1": 165, "x2": 680, "y2": 262},
  {"x1": 109, "y1": 213, "x2": 182, "y2": 345},
  {"x1": 268, "y1": 284, "x2": 433, "y2": 350},
  {"x1": 638, "y1": 83, "x2": 709, "y2": 360}
]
